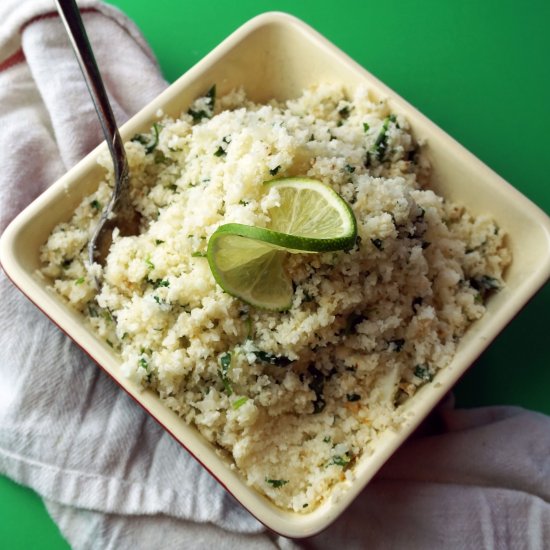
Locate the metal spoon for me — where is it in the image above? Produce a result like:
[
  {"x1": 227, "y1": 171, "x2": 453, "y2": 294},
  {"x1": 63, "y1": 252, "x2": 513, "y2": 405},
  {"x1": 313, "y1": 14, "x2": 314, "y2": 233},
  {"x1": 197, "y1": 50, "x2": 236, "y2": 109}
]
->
[{"x1": 55, "y1": 0, "x2": 140, "y2": 275}]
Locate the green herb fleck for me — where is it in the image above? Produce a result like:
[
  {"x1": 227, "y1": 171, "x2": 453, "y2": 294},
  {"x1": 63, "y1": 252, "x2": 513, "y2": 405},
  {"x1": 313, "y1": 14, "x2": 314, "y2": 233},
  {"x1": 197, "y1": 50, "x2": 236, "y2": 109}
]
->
[
  {"x1": 338, "y1": 106, "x2": 350, "y2": 119},
  {"x1": 155, "y1": 239, "x2": 165, "y2": 245},
  {"x1": 345, "y1": 164, "x2": 356, "y2": 173},
  {"x1": 253, "y1": 350, "x2": 292, "y2": 367},
  {"x1": 371, "y1": 238, "x2": 384, "y2": 251},
  {"x1": 232, "y1": 397, "x2": 248, "y2": 410},
  {"x1": 150, "y1": 279, "x2": 169, "y2": 289},
  {"x1": 154, "y1": 149, "x2": 168, "y2": 164},
  {"x1": 214, "y1": 145, "x2": 225, "y2": 157},
  {"x1": 191, "y1": 251, "x2": 207, "y2": 258},
  {"x1": 389, "y1": 338, "x2": 405, "y2": 352},
  {"x1": 269, "y1": 165, "x2": 281, "y2": 176},
  {"x1": 90, "y1": 199, "x2": 101, "y2": 210},
  {"x1": 265, "y1": 478, "x2": 288, "y2": 489},
  {"x1": 138, "y1": 357, "x2": 148, "y2": 370},
  {"x1": 308, "y1": 365, "x2": 325, "y2": 414},
  {"x1": 131, "y1": 122, "x2": 161, "y2": 154},
  {"x1": 363, "y1": 122, "x2": 370, "y2": 133},
  {"x1": 327, "y1": 454, "x2": 351, "y2": 468},
  {"x1": 323, "y1": 436, "x2": 331, "y2": 443},
  {"x1": 303, "y1": 503, "x2": 309, "y2": 508},
  {"x1": 187, "y1": 85, "x2": 216, "y2": 122},
  {"x1": 218, "y1": 352, "x2": 233, "y2": 395},
  {"x1": 145, "y1": 257, "x2": 155, "y2": 270},
  {"x1": 239, "y1": 199, "x2": 249, "y2": 206},
  {"x1": 74, "y1": 277, "x2": 85, "y2": 285},
  {"x1": 414, "y1": 364, "x2": 433, "y2": 382},
  {"x1": 470, "y1": 275, "x2": 500, "y2": 300},
  {"x1": 346, "y1": 393, "x2": 361, "y2": 402},
  {"x1": 370, "y1": 115, "x2": 396, "y2": 161}
]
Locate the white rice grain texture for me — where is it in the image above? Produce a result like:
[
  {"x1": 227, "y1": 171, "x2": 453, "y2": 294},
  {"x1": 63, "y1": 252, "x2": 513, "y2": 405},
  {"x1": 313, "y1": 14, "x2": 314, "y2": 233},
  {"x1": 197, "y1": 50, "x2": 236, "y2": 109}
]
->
[{"x1": 40, "y1": 84, "x2": 511, "y2": 512}]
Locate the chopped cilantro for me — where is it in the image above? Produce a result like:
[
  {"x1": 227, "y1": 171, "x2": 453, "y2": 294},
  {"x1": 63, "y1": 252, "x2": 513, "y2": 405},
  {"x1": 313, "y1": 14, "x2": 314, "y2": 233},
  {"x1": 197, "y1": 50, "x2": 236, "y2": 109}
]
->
[
  {"x1": 74, "y1": 277, "x2": 85, "y2": 285},
  {"x1": 138, "y1": 357, "x2": 148, "y2": 370},
  {"x1": 371, "y1": 238, "x2": 384, "y2": 251},
  {"x1": 327, "y1": 454, "x2": 351, "y2": 468},
  {"x1": 155, "y1": 239, "x2": 165, "y2": 245},
  {"x1": 323, "y1": 436, "x2": 331, "y2": 443},
  {"x1": 370, "y1": 114, "x2": 396, "y2": 161},
  {"x1": 308, "y1": 365, "x2": 325, "y2": 414},
  {"x1": 154, "y1": 149, "x2": 168, "y2": 164},
  {"x1": 106, "y1": 339, "x2": 114, "y2": 348},
  {"x1": 338, "y1": 106, "x2": 350, "y2": 118},
  {"x1": 239, "y1": 199, "x2": 249, "y2": 206},
  {"x1": 389, "y1": 338, "x2": 405, "y2": 352},
  {"x1": 90, "y1": 199, "x2": 101, "y2": 210},
  {"x1": 131, "y1": 122, "x2": 161, "y2": 154},
  {"x1": 145, "y1": 257, "x2": 155, "y2": 270},
  {"x1": 218, "y1": 352, "x2": 233, "y2": 395},
  {"x1": 265, "y1": 478, "x2": 288, "y2": 488},
  {"x1": 470, "y1": 275, "x2": 500, "y2": 299},
  {"x1": 253, "y1": 350, "x2": 292, "y2": 367},
  {"x1": 363, "y1": 122, "x2": 370, "y2": 133},
  {"x1": 346, "y1": 393, "x2": 361, "y2": 402},
  {"x1": 345, "y1": 164, "x2": 356, "y2": 173},
  {"x1": 231, "y1": 397, "x2": 248, "y2": 410},
  {"x1": 187, "y1": 85, "x2": 216, "y2": 122},
  {"x1": 214, "y1": 136, "x2": 230, "y2": 157},
  {"x1": 414, "y1": 364, "x2": 433, "y2": 382},
  {"x1": 269, "y1": 165, "x2": 281, "y2": 176},
  {"x1": 150, "y1": 279, "x2": 169, "y2": 289}
]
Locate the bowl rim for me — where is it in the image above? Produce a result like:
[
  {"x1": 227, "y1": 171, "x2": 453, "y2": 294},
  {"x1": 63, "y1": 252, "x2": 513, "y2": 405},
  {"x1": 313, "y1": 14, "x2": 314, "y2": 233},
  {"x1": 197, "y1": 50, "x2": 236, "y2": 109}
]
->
[{"x1": 1, "y1": 10, "x2": 550, "y2": 539}]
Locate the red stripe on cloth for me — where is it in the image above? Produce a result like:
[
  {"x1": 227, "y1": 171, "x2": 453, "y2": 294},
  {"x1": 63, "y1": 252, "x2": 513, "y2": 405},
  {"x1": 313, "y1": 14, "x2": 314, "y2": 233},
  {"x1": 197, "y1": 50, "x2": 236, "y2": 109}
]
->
[
  {"x1": 20, "y1": 7, "x2": 98, "y2": 34},
  {"x1": 0, "y1": 49, "x2": 25, "y2": 73}
]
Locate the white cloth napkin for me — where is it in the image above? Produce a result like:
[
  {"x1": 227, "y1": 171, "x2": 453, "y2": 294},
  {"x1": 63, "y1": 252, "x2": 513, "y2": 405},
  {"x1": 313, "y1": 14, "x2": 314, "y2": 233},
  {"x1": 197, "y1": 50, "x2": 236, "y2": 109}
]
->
[{"x1": 0, "y1": 2, "x2": 548, "y2": 549}]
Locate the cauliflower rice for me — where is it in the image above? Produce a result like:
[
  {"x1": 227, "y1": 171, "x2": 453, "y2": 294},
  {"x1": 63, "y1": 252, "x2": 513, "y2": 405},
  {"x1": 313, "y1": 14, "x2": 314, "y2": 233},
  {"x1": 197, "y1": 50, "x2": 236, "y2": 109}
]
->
[{"x1": 40, "y1": 84, "x2": 510, "y2": 512}]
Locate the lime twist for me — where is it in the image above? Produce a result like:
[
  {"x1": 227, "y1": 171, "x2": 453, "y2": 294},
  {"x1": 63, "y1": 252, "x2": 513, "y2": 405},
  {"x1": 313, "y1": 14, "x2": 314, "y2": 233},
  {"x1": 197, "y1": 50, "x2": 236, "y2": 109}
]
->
[{"x1": 207, "y1": 177, "x2": 357, "y2": 310}]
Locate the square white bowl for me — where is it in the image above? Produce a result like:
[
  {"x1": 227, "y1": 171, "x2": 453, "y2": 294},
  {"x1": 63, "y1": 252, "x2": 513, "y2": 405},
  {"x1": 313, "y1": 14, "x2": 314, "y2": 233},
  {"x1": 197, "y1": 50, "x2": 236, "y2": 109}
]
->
[{"x1": 1, "y1": 12, "x2": 550, "y2": 538}]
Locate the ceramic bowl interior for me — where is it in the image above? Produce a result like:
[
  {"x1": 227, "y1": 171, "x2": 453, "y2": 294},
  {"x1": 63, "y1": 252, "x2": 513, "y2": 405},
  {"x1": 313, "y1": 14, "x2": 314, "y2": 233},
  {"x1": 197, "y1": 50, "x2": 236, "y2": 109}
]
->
[{"x1": 1, "y1": 12, "x2": 550, "y2": 538}]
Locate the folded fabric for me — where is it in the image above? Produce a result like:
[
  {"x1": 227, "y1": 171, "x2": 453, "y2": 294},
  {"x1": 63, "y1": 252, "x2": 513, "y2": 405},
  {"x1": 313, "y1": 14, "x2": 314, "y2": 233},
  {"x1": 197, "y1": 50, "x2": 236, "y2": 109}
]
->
[{"x1": 0, "y1": 2, "x2": 548, "y2": 549}]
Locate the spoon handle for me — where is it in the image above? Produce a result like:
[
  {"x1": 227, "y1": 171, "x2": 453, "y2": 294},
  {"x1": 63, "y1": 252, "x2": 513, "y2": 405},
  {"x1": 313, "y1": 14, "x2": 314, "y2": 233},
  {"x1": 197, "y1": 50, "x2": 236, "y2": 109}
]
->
[{"x1": 54, "y1": 0, "x2": 128, "y2": 200}]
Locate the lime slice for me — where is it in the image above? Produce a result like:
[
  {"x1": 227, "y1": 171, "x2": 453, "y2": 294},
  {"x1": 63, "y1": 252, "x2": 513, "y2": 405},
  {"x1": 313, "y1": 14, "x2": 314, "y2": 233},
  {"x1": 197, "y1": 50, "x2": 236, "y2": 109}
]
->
[{"x1": 207, "y1": 178, "x2": 357, "y2": 310}]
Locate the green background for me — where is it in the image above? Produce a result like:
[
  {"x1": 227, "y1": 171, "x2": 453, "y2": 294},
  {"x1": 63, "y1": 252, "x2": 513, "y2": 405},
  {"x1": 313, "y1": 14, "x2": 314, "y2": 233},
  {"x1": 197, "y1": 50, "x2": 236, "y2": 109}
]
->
[{"x1": 2, "y1": 1, "x2": 548, "y2": 547}]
